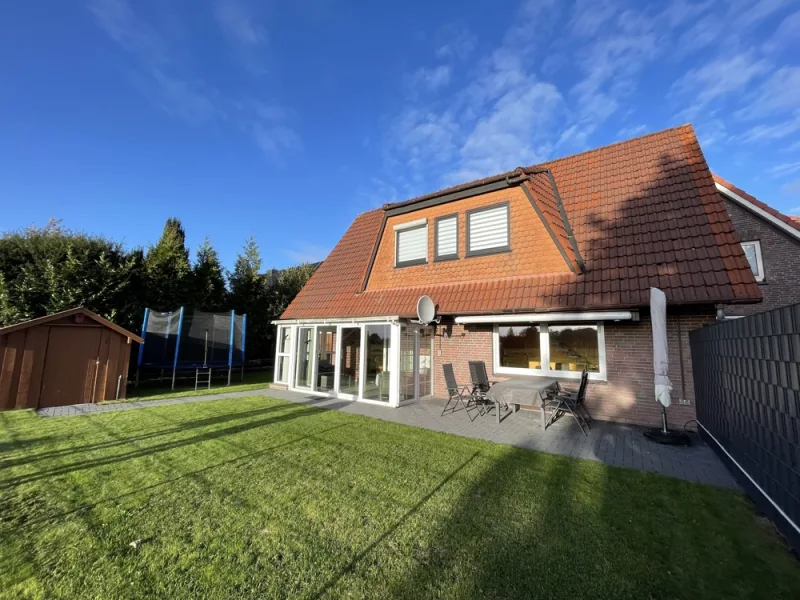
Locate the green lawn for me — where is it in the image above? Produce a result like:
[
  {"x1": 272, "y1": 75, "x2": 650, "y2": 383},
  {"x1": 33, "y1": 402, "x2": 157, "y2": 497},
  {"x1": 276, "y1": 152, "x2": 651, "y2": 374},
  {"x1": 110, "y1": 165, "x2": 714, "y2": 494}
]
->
[
  {"x1": 113, "y1": 370, "x2": 273, "y2": 403},
  {"x1": 1, "y1": 398, "x2": 798, "y2": 599}
]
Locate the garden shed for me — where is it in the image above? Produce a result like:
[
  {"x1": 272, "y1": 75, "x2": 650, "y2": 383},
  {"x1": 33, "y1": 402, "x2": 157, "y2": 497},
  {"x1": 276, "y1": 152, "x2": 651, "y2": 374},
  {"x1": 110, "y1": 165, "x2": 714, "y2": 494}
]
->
[{"x1": 0, "y1": 307, "x2": 143, "y2": 410}]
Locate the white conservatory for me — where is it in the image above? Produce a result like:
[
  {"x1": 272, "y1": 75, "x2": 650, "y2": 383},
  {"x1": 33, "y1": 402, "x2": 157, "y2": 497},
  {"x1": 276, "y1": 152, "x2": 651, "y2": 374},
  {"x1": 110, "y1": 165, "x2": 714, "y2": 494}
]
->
[{"x1": 272, "y1": 318, "x2": 435, "y2": 407}]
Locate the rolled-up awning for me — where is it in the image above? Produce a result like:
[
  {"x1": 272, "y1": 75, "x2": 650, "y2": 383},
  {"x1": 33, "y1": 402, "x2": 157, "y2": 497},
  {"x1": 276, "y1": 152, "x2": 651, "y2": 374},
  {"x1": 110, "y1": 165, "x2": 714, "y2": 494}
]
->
[{"x1": 454, "y1": 311, "x2": 637, "y2": 325}]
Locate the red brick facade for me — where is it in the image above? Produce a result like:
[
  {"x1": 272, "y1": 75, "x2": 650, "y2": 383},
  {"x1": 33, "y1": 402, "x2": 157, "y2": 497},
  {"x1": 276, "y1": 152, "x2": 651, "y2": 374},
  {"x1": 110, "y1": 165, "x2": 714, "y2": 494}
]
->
[
  {"x1": 432, "y1": 311, "x2": 715, "y2": 427},
  {"x1": 721, "y1": 196, "x2": 800, "y2": 316}
]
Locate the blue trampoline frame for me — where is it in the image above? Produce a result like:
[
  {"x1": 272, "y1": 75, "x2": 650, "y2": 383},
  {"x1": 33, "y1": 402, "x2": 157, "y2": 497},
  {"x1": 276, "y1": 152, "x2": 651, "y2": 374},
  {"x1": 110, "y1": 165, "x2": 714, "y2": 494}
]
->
[{"x1": 135, "y1": 307, "x2": 247, "y2": 389}]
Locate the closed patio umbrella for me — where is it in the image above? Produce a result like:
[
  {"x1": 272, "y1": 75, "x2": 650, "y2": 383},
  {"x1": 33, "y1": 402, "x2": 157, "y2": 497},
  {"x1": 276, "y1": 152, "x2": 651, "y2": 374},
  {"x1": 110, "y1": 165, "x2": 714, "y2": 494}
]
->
[{"x1": 644, "y1": 287, "x2": 690, "y2": 445}]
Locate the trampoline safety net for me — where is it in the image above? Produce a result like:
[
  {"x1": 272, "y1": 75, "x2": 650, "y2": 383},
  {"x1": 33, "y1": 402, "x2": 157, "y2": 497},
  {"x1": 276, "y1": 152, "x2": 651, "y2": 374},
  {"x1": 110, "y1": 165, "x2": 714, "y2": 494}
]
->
[{"x1": 138, "y1": 308, "x2": 246, "y2": 368}]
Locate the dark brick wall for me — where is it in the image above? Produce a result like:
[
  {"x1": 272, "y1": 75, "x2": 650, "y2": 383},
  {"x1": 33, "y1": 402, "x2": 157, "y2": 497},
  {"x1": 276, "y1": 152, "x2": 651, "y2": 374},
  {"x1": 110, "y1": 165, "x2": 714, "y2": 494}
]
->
[
  {"x1": 722, "y1": 195, "x2": 800, "y2": 316},
  {"x1": 433, "y1": 311, "x2": 715, "y2": 427},
  {"x1": 690, "y1": 304, "x2": 800, "y2": 552}
]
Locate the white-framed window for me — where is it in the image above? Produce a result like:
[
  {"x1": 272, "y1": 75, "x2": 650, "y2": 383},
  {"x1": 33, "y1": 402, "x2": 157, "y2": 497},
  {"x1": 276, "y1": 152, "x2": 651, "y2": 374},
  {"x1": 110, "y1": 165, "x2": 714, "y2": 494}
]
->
[
  {"x1": 274, "y1": 325, "x2": 293, "y2": 384},
  {"x1": 467, "y1": 202, "x2": 510, "y2": 257},
  {"x1": 741, "y1": 240, "x2": 764, "y2": 282},
  {"x1": 395, "y1": 219, "x2": 428, "y2": 267},
  {"x1": 435, "y1": 213, "x2": 458, "y2": 261},
  {"x1": 492, "y1": 322, "x2": 606, "y2": 381}
]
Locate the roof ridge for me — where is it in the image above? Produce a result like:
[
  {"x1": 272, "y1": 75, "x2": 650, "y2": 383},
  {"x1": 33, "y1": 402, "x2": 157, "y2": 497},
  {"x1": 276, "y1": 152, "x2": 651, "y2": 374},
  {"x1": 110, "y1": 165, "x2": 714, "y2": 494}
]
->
[{"x1": 534, "y1": 124, "x2": 694, "y2": 169}]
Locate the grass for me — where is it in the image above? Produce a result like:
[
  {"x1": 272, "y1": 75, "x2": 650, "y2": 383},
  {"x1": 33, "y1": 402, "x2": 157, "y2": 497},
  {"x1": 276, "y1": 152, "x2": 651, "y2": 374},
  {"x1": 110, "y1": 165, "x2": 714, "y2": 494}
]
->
[
  {"x1": 112, "y1": 370, "x2": 273, "y2": 403},
  {"x1": 1, "y1": 397, "x2": 798, "y2": 599}
]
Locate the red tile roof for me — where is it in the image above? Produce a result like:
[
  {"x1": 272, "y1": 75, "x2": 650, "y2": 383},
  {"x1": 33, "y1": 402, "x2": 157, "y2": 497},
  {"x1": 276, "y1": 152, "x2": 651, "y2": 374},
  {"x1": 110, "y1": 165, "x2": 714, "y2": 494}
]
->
[
  {"x1": 282, "y1": 125, "x2": 761, "y2": 320},
  {"x1": 713, "y1": 173, "x2": 800, "y2": 234}
]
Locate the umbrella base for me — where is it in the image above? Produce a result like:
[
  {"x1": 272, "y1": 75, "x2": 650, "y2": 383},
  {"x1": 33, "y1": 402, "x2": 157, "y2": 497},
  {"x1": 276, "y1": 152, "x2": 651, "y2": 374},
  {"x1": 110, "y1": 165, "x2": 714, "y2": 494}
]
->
[{"x1": 643, "y1": 428, "x2": 691, "y2": 446}]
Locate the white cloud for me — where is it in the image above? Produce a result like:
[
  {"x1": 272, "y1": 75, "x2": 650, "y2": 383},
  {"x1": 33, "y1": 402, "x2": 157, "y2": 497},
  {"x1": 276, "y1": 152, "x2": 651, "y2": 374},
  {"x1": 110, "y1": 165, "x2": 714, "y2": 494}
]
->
[
  {"x1": 213, "y1": 0, "x2": 266, "y2": 45},
  {"x1": 769, "y1": 162, "x2": 800, "y2": 177},
  {"x1": 407, "y1": 65, "x2": 452, "y2": 91},
  {"x1": 672, "y1": 53, "x2": 770, "y2": 115},
  {"x1": 763, "y1": 10, "x2": 800, "y2": 53},
  {"x1": 284, "y1": 242, "x2": 330, "y2": 264},
  {"x1": 618, "y1": 124, "x2": 647, "y2": 139},
  {"x1": 736, "y1": 66, "x2": 800, "y2": 120},
  {"x1": 89, "y1": 0, "x2": 299, "y2": 163},
  {"x1": 568, "y1": 0, "x2": 619, "y2": 37},
  {"x1": 435, "y1": 25, "x2": 476, "y2": 60},
  {"x1": 739, "y1": 112, "x2": 800, "y2": 142}
]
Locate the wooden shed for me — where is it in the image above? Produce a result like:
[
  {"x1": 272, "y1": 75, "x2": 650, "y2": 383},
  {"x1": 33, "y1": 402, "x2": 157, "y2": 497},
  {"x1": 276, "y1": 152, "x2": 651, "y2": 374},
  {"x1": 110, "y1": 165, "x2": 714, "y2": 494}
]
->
[{"x1": 0, "y1": 308, "x2": 143, "y2": 410}]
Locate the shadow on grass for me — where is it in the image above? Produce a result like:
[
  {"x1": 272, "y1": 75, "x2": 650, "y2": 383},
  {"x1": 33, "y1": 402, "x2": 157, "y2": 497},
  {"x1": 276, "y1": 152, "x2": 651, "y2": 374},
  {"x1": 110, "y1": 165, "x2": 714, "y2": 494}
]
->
[
  {"x1": 0, "y1": 403, "x2": 332, "y2": 489},
  {"x1": 1, "y1": 401, "x2": 322, "y2": 470},
  {"x1": 311, "y1": 451, "x2": 482, "y2": 599},
  {"x1": 10, "y1": 423, "x2": 352, "y2": 530}
]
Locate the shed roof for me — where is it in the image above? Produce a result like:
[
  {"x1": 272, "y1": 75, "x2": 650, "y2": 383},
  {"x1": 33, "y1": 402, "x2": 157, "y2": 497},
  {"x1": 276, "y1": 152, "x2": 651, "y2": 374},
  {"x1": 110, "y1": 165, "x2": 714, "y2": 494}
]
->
[{"x1": 0, "y1": 308, "x2": 144, "y2": 343}]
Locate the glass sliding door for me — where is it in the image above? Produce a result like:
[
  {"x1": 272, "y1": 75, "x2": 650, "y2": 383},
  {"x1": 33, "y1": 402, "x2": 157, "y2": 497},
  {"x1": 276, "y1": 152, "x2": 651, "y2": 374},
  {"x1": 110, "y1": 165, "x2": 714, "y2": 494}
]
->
[
  {"x1": 274, "y1": 326, "x2": 292, "y2": 384},
  {"x1": 338, "y1": 327, "x2": 361, "y2": 396},
  {"x1": 398, "y1": 325, "x2": 433, "y2": 402},
  {"x1": 295, "y1": 327, "x2": 314, "y2": 389},
  {"x1": 418, "y1": 327, "x2": 433, "y2": 398},
  {"x1": 315, "y1": 327, "x2": 337, "y2": 392},
  {"x1": 364, "y1": 324, "x2": 391, "y2": 402},
  {"x1": 399, "y1": 327, "x2": 415, "y2": 402}
]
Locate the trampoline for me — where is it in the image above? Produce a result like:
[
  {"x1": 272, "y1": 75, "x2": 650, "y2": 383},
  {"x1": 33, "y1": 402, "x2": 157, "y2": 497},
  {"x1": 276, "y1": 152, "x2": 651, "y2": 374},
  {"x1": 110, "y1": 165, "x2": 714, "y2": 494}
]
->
[{"x1": 135, "y1": 307, "x2": 247, "y2": 389}]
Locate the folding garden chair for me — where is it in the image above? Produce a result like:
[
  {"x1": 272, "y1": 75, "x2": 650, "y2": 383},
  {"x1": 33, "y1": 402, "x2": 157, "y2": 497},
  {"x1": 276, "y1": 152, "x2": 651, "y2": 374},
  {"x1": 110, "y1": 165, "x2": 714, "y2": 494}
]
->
[
  {"x1": 468, "y1": 360, "x2": 499, "y2": 414},
  {"x1": 442, "y1": 363, "x2": 480, "y2": 421},
  {"x1": 544, "y1": 369, "x2": 592, "y2": 435}
]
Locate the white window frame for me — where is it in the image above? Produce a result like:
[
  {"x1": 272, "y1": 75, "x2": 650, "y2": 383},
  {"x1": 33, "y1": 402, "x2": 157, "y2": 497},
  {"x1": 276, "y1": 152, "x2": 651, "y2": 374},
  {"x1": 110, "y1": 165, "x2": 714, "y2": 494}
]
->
[
  {"x1": 274, "y1": 325, "x2": 293, "y2": 384},
  {"x1": 466, "y1": 201, "x2": 510, "y2": 257},
  {"x1": 492, "y1": 322, "x2": 607, "y2": 381},
  {"x1": 394, "y1": 218, "x2": 428, "y2": 267},
  {"x1": 740, "y1": 240, "x2": 765, "y2": 282}
]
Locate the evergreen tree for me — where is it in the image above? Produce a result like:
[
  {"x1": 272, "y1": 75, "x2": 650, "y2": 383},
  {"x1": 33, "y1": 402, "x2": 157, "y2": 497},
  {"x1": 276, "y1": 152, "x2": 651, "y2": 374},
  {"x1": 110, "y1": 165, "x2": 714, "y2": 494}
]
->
[
  {"x1": 144, "y1": 218, "x2": 191, "y2": 311},
  {"x1": 229, "y1": 236, "x2": 268, "y2": 357},
  {"x1": 192, "y1": 236, "x2": 227, "y2": 311}
]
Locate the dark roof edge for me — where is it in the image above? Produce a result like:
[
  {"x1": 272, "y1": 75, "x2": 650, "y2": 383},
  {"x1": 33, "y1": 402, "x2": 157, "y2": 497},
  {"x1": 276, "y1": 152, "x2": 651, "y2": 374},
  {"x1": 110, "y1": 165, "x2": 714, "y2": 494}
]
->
[
  {"x1": 519, "y1": 180, "x2": 578, "y2": 275},
  {"x1": 546, "y1": 170, "x2": 586, "y2": 273}
]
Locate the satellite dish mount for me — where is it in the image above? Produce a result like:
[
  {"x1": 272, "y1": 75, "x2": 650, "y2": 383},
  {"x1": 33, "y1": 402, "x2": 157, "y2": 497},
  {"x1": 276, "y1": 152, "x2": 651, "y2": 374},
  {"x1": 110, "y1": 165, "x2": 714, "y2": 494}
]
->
[{"x1": 413, "y1": 295, "x2": 440, "y2": 325}]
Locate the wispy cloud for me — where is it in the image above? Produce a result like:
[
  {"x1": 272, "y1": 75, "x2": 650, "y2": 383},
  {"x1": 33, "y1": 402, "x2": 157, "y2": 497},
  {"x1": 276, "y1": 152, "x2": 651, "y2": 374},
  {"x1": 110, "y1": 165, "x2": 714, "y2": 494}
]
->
[
  {"x1": 671, "y1": 52, "x2": 770, "y2": 119},
  {"x1": 738, "y1": 112, "x2": 800, "y2": 143},
  {"x1": 407, "y1": 65, "x2": 452, "y2": 91},
  {"x1": 284, "y1": 242, "x2": 330, "y2": 264},
  {"x1": 735, "y1": 66, "x2": 800, "y2": 120},
  {"x1": 88, "y1": 0, "x2": 299, "y2": 163},
  {"x1": 617, "y1": 124, "x2": 647, "y2": 139},
  {"x1": 213, "y1": 0, "x2": 266, "y2": 46},
  {"x1": 769, "y1": 161, "x2": 800, "y2": 177},
  {"x1": 435, "y1": 24, "x2": 476, "y2": 60}
]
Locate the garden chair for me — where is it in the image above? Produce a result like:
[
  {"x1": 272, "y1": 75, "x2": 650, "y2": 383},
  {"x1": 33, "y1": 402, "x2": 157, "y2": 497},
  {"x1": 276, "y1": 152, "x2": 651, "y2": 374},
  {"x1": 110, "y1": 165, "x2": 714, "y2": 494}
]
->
[
  {"x1": 442, "y1": 363, "x2": 480, "y2": 421},
  {"x1": 468, "y1": 361, "x2": 499, "y2": 415},
  {"x1": 544, "y1": 369, "x2": 592, "y2": 435}
]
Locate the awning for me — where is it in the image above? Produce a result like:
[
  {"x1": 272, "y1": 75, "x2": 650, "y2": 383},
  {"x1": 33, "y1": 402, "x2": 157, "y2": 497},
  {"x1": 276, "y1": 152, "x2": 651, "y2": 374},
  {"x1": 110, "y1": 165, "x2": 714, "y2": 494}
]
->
[{"x1": 454, "y1": 311, "x2": 638, "y2": 325}]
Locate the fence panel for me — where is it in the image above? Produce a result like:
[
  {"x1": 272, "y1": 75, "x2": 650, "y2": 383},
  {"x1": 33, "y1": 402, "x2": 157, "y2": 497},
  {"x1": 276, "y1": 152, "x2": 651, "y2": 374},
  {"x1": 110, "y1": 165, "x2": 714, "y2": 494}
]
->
[{"x1": 690, "y1": 303, "x2": 800, "y2": 552}]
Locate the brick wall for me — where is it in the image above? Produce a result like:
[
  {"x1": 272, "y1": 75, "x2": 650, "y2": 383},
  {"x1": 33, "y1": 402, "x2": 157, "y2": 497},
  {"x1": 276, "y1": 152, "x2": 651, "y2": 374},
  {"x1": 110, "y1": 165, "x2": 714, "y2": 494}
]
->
[
  {"x1": 432, "y1": 311, "x2": 715, "y2": 427},
  {"x1": 366, "y1": 186, "x2": 572, "y2": 292},
  {"x1": 722, "y1": 196, "x2": 800, "y2": 316}
]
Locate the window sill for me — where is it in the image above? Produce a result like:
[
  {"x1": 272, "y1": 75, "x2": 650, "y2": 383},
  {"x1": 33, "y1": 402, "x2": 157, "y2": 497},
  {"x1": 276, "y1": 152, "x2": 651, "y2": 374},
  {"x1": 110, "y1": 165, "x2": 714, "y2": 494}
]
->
[
  {"x1": 394, "y1": 259, "x2": 428, "y2": 269},
  {"x1": 465, "y1": 246, "x2": 511, "y2": 259},
  {"x1": 434, "y1": 254, "x2": 459, "y2": 263}
]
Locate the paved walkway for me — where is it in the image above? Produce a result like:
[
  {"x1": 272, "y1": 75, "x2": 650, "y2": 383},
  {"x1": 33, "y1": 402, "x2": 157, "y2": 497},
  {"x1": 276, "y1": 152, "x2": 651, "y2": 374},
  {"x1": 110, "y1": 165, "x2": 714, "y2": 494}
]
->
[{"x1": 38, "y1": 387, "x2": 738, "y2": 490}]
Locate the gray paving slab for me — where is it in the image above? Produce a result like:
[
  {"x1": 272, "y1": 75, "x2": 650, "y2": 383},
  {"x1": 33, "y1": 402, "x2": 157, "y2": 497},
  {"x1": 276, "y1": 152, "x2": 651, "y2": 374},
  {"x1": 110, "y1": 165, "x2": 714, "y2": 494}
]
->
[{"x1": 37, "y1": 386, "x2": 738, "y2": 490}]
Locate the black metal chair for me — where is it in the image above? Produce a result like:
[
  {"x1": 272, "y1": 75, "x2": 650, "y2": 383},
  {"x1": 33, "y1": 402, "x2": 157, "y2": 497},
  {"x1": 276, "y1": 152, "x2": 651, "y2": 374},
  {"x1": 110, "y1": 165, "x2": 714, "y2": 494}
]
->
[
  {"x1": 442, "y1": 363, "x2": 480, "y2": 421},
  {"x1": 468, "y1": 361, "x2": 499, "y2": 413},
  {"x1": 544, "y1": 369, "x2": 592, "y2": 435}
]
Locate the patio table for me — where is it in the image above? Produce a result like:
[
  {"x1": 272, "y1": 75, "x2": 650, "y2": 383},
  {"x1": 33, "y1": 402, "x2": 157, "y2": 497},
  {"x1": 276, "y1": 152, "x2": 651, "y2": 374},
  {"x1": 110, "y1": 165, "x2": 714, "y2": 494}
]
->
[{"x1": 487, "y1": 377, "x2": 561, "y2": 428}]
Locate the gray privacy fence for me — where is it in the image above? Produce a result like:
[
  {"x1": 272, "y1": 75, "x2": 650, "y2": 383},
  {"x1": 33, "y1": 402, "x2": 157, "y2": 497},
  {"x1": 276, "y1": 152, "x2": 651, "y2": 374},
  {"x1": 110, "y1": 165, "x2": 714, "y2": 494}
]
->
[{"x1": 690, "y1": 304, "x2": 800, "y2": 552}]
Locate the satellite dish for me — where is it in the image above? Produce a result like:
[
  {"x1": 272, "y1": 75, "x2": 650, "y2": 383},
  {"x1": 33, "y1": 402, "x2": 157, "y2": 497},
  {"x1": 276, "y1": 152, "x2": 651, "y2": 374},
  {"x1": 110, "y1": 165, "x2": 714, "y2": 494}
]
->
[{"x1": 416, "y1": 295, "x2": 437, "y2": 324}]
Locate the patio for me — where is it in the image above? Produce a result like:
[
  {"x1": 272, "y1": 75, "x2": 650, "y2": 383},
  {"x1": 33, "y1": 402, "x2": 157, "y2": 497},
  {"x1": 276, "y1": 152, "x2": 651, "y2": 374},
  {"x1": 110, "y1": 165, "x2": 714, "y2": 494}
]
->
[{"x1": 267, "y1": 388, "x2": 737, "y2": 489}]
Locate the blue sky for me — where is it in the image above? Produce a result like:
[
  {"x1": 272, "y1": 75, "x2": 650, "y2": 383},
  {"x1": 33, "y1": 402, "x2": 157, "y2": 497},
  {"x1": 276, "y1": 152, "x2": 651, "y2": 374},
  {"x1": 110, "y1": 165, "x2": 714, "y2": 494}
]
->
[{"x1": 1, "y1": 0, "x2": 799, "y2": 270}]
